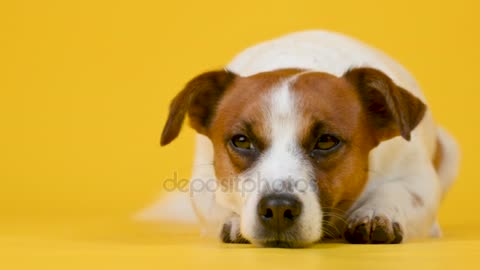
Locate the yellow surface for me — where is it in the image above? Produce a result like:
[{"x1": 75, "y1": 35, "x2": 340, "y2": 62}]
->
[
  {"x1": 1, "y1": 0, "x2": 479, "y2": 269},
  {"x1": 2, "y1": 219, "x2": 480, "y2": 269}
]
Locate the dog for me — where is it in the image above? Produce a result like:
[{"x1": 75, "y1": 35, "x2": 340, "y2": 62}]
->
[{"x1": 155, "y1": 30, "x2": 459, "y2": 247}]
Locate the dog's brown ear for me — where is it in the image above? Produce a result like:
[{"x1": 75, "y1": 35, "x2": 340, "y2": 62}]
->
[
  {"x1": 160, "y1": 70, "x2": 236, "y2": 146},
  {"x1": 343, "y1": 67, "x2": 426, "y2": 142}
]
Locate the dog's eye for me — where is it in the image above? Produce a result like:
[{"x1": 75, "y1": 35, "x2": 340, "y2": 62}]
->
[
  {"x1": 314, "y1": 134, "x2": 340, "y2": 150},
  {"x1": 231, "y1": 134, "x2": 253, "y2": 150}
]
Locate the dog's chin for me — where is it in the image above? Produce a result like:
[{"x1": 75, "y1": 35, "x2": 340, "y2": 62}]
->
[
  {"x1": 250, "y1": 239, "x2": 313, "y2": 248},
  {"x1": 243, "y1": 226, "x2": 321, "y2": 248}
]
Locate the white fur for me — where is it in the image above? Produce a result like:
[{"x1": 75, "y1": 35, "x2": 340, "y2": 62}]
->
[
  {"x1": 236, "y1": 79, "x2": 322, "y2": 244},
  {"x1": 140, "y1": 30, "x2": 459, "y2": 243}
]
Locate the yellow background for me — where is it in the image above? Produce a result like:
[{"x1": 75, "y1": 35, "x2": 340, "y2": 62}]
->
[{"x1": 1, "y1": 0, "x2": 479, "y2": 269}]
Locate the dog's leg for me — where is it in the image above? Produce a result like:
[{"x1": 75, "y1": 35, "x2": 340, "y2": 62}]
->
[{"x1": 344, "y1": 152, "x2": 442, "y2": 244}]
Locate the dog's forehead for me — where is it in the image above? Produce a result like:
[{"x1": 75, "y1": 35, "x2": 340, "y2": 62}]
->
[
  {"x1": 213, "y1": 69, "x2": 362, "y2": 135},
  {"x1": 291, "y1": 72, "x2": 364, "y2": 130},
  {"x1": 212, "y1": 69, "x2": 303, "y2": 130}
]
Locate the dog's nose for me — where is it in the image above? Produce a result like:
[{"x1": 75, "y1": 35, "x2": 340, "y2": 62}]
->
[{"x1": 257, "y1": 194, "x2": 302, "y2": 231}]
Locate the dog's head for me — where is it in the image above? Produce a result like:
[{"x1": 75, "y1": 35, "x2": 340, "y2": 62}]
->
[{"x1": 161, "y1": 68, "x2": 426, "y2": 247}]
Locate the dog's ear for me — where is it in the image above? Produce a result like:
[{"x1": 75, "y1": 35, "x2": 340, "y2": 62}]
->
[
  {"x1": 160, "y1": 70, "x2": 237, "y2": 146},
  {"x1": 343, "y1": 67, "x2": 426, "y2": 142}
]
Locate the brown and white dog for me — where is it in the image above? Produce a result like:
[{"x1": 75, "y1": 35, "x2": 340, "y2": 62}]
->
[{"x1": 145, "y1": 31, "x2": 460, "y2": 247}]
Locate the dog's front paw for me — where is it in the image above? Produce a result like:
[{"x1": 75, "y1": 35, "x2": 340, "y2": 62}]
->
[
  {"x1": 220, "y1": 216, "x2": 250, "y2": 244},
  {"x1": 344, "y1": 210, "x2": 404, "y2": 244}
]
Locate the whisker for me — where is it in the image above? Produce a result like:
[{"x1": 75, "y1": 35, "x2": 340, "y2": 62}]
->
[
  {"x1": 322, "y1": 221, "x2": 342, "y2": 237},
  {"x1": 321, "y1": 227, "x2": 337, "y2": 239},
  {"x1": 323, "y1": 213, "x2": 347, "y2": 218},
  {"x1": 323, "y1": 215, "x2": 348, "y2": 226}
]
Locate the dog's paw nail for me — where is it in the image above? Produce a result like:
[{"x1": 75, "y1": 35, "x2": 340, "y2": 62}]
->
[
  {"x1": 344, "y1": 214, "x2": 404, "y2": 244},
  {"x1": 344, "y1": 217, "x2": 370, "y2": 244},
  {"x1": 221, "y1": 222, "x2": 233, "y2": 243},
  {"x1": 220, "y1": 219, "x2": 250, "y2": 244},
  {"x1": 371, "y1": 225, "x2": 389, "y2": 243},
  {"x1": 392, "y1": 222, "x2": 404, "y2": 244}
]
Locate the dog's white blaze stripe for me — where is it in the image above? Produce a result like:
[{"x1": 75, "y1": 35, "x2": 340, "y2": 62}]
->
[
  {"x1": 261, "y1": 80, "x2": 302, "y2": 182},
  {"x1": 240, "y1": 76, "x2": 323, "y2": 243}
]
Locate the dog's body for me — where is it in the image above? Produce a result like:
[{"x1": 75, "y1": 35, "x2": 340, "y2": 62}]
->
[{"x1": 152, "y1": 31, "x2": 459, "y2": 247}]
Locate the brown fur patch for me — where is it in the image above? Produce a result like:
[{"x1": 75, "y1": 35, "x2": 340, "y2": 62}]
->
[
  {"x1": 160, "y1": 70, "x2": 236, "y2": 146},
  {"x1": 292, "y1": 72, "x2": 377, "y2": 211},
  {"x1": 433, "y1": 137, "x2": 443, "y2": 172},
  {"x1": 343, "y1": 68, "x2": 427, "y2": 142}
]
